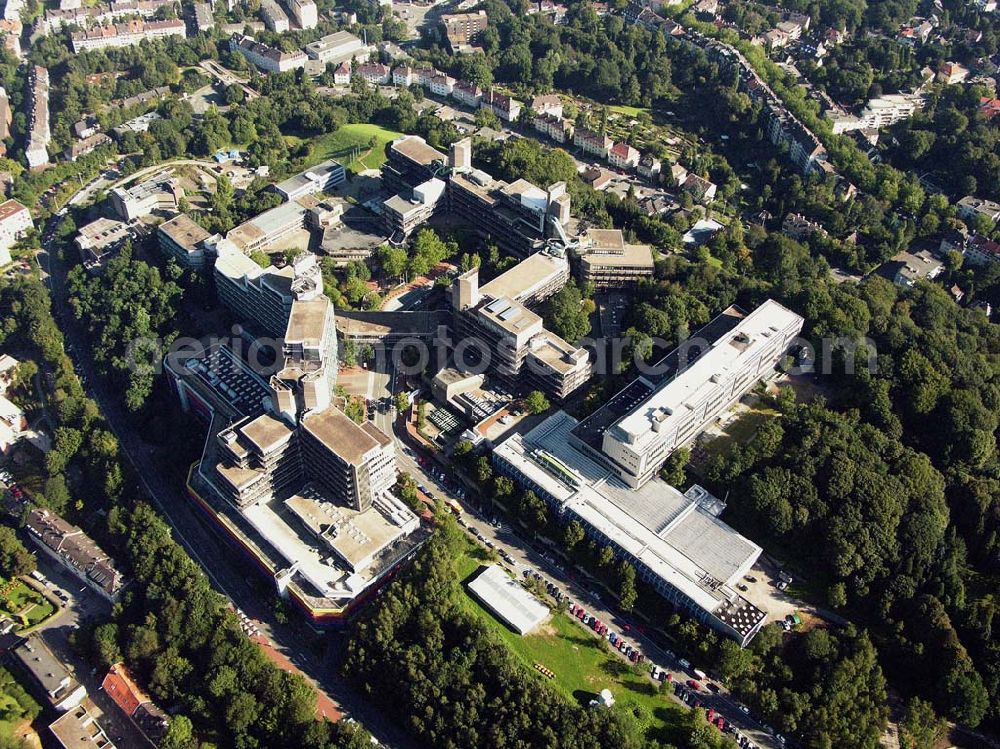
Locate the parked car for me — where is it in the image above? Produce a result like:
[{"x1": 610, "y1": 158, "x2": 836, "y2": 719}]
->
[{"x1": 686, "y1": 680, "x2": 701, "y2": 691}]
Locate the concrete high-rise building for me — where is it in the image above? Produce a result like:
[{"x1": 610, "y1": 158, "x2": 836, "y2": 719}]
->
[
  {"x1": 448, "y1": 252, "x2": 590, "y2": 401},
  {"x1": 214, "y1": 245, "x2": 324, "y2": 337},
  {"x1": 300, "y1": 407, "x2": 397, "y2": 511},
  {"x1": 269, "y1": 298, "x2": 337, "y2": 423}
]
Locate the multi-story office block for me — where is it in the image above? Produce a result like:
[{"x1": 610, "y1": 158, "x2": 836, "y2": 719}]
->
[
  {"x1": 380, "y1": 135, "x2": 447, "y2": 195},
  {"x1": 449, "y1": 256, "x2": 591, "y2": 401},
  {"x1": 216, "y1": 412, "x2": 300, "y2": 508},
  {"x1": 576, "y1": 228, "x2": 654, "y2": 289},
  {"x1": 157, "y1": 213, "x2": 212, "y2": 269},
  {"x1": 270, "y1": 298, "x2": 338, "y2": 422},
  {"x1": 300, "y1": 407, "x2": 397, "y2": 511},
  {"x1": 214, "y1": 246, "x2": 324, "y2": 337},
  {"x1": 493, "y1": 411, "x2": 767, "y2": 646},
  {"x1": 286, "y1": 0, "x2": 316, "y2": 28},
  {"x1": 25, "y1": 66, "x2": 50, "y2": 171}
]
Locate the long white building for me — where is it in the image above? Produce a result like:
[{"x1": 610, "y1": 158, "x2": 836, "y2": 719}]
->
[
  {"x1": 574, "y1": 300, "x2": 803, "y2": 488},
  {"x1": 230, "y1": 33, "x2": 307, "y2": 73}
]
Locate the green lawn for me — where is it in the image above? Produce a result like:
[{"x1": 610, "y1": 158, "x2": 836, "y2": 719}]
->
[
  {"x1": 609, "y1": 104, "x2": 650, "y2": 117},
  {"x1": 697, "y1": 406, "x2": 780, "y2": 462},
  {"x1": 304, "y1": 124, "x2": 404, "y2": 173},
  {"x1": 0, "y1": 580, "x2": 55, "y2": 629},
  {"x1": 456, "y1": 541, "x2": 688, "y2": 745}
]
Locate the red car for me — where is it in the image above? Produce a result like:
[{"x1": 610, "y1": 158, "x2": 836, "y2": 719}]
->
[
  {"x1": 686, "y1": 680, "x2": 701, "y2": 690},
  {"x1": 707, "y1": 708, "x2": 715, "y2": 722}
]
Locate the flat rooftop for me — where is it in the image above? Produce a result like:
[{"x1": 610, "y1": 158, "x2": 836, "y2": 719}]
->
[
  {"x1": 466, "y1": 564, "x2": 549, "y2": 635},
  {"x1": 285, "y1": 299, "x2": 330, "y2": 346},
  {"x1": 571, "y1": 306, "x2": 746, "y2": 450},
  {"x1": 274, "y1": 159, "x2": 344, "y2": 197},
  {"x1": 479, "y1": 251, "x2": 568, "y2": 303},
  {"x1": 300, "y1": 406, "x2": 386, "y2": 465},
  {"x1": 612, "y1": 300, "x2": 804, "y2": 443},
  {"x1": 335, "y1": 309, "x2": 445, "y2": 338},
  {"x1": 475, "y1": 296, "x2": 542, "y2": 336},
  {"x1": 581, "y1": 242, "x2": 655, "y2": 269},
  {"x1": 239, "y1": 412, "x2": 294, "y2": 455},
  {"x1": 48, "y1": 706, "x2": 115, "y2": 749},
  {"x1": 391, "y1": 135, "x2": 445, "y2": 167},
  {"x1": 305, "y1": 30, "x2": 362, "y2": 53},
  {"x1": 527, "y1": 330, "x2": 586, "y2": 374},
  {"x1": 285, "y1": 488, "x2": 403, "y2": 571},
  {"x1": 495, "y1": 412, "x2": 763, "y2": 630},
  {"x1": 158, "y1": 213, "x2": 210, "y2": 252}
]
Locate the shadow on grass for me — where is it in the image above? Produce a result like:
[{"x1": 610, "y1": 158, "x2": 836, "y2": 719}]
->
[
  {"x1": 599, "y1": 659, "x2": 632, "y2": 678},
  {"x1": 572, "y1": 689, "x2": 599, "y2": 708}
]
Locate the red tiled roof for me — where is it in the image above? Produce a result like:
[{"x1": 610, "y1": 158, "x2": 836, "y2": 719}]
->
[{"x1": 102, "y1": 663, "x2": 149, "y2": 717}]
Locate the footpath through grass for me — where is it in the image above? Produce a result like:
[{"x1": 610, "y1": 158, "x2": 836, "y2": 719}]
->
[{"x1": 455, "y1": 540, "x2": 689, "y2": 746}]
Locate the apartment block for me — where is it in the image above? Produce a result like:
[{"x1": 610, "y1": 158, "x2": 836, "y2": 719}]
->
[
  {"x1": 828, "y1": 92, "x2": 926, "y2": 133},
  {"x1": 957, "y1": 195, "x2": 1000, "y2": 226},
  {"x1": 49, "y1": 704, "x2": 117, "y2": 749},
  {"x1": 441, "y1": 10, "x2": 487, "y2": 52},
  {"x1": 609, "y1": 142, "x2": 640, "y2": 170},
  {"x1": 480, "y1": 88, "x2": 521, "y2": 122},
  {"x1": 9, "y1": 635, "x2": 87, "y2": 712},
  {"x1": 0, "y1": 87, "x2": 10, "y2": 156},
  {"x1": 532, "y1": 112, "x2": 574, "y2": 144},
  {"x1": 193, "y1": 2, "x2": 213, "y2": 32},
  {"x1": 572, "y1": 300, "x2": 803, "y2": 488},
  {"x1": 285, "y1": 0, "x2": 316, "y2": 28},
  {"x1": 356, "y1": 63, "x2": 392, "y2": 86},
  {"x1": 0, "y1": 199, "x2": 32, "y2": 267},
  {"x1": 574, "y1": 127, "x2": 612, "y2": 159},
  {"x1": 25, "y1": 66, "x2": 50, "y2": 171},
  {"x1": 230, "y1": 33, "x2": 306, "y2": 73},
  {"x1": 25, "y1": 507, "x2": 126, "y2": 601},
  {"x1": 70, "y1": 18, "x2": 185, "y2": 52},
  {"x1": 452, "y1": 80, "x2": 482, "y2": 107},
  {"x1": 260, "y1": 0, "x2": 289, "y2": 32}
]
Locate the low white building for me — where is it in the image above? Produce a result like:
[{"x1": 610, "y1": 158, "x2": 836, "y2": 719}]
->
[
  {"x1": 466, "y1": 565, "x2": 549, "y2": 635},
  {"x1": 0, "y1": 199, "x2": 33, "y2": 266}
]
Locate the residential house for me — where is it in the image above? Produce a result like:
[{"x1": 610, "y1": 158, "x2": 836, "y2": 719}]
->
[
  {"x1": 0, "y1": 199, "x2": 33, "y2": 267},
  {"x1": 452, "y1": 80, "x2": 482, "y2": 108},
  {"x1": 680, "y1": 173, "x2": 717, "y2": 203},
  {"x1": 608, "y1": 142, "x2": 640, "y2": 170},
  {"x1": 957, "y1": 195, "x2": 1000, "y2": 225},
  {"x1": 937, "y1": 61, "x2": 970, "y2": 84},
  {"x1": 530, "y1": 94, "x2": 563, "y2": 118},
  {"x1": 574, "y1": 127, "x2": 612, "y2": 158}
]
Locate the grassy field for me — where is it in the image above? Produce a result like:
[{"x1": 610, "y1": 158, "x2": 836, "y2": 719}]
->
[
  {"x1": 305, "y1": 124, "x2": 404, "y2": 173},
  {"x1": 455, "y1": 540, "x2": 689, "y2": 745}
]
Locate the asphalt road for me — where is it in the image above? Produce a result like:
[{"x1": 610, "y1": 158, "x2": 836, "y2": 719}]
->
[{"x1": 37, "y1": 204, "x2": 420, "y2": 749}]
